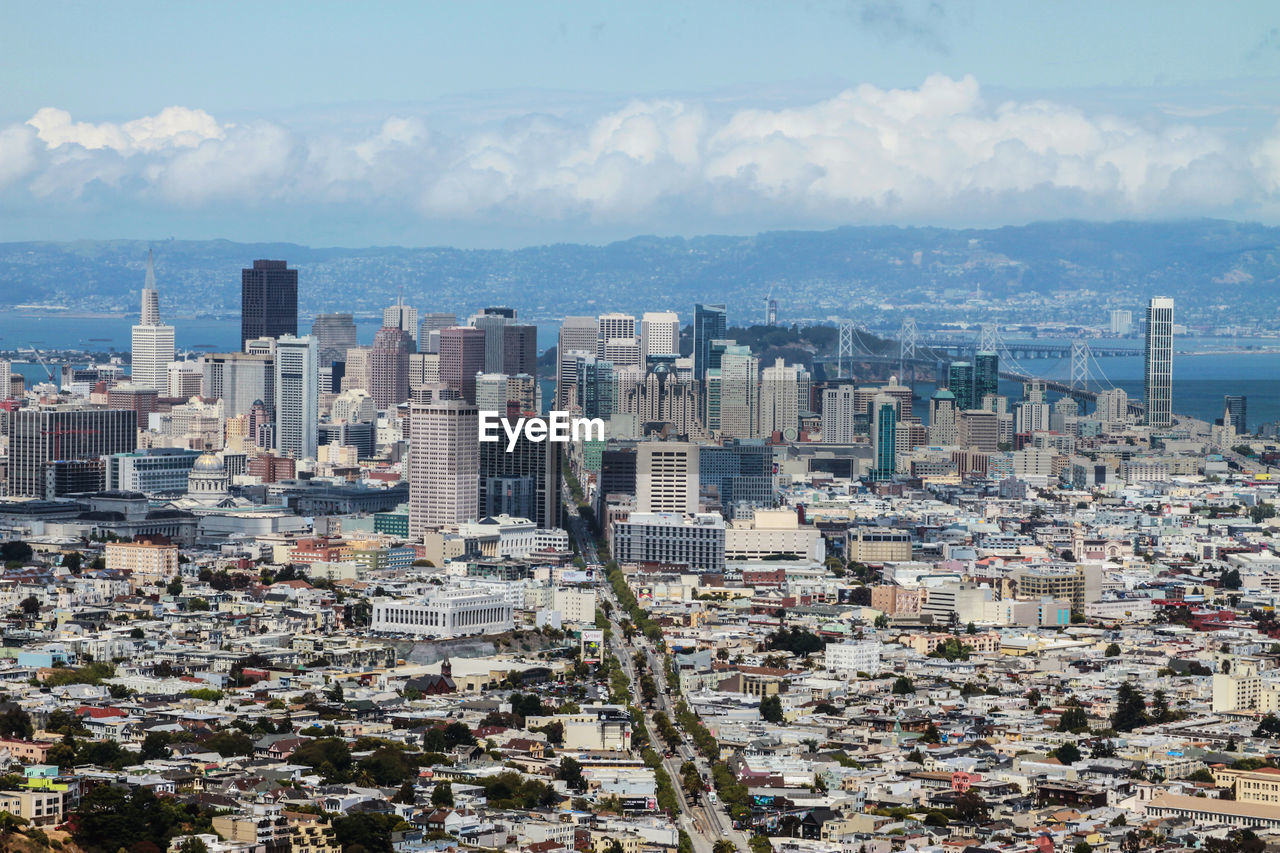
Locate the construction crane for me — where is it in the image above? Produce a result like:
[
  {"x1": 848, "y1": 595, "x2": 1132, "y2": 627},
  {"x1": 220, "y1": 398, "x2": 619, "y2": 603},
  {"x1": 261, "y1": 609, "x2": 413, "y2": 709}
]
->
[{"x1": 20, "y1": 348, "x2": 55, "y2": 384}]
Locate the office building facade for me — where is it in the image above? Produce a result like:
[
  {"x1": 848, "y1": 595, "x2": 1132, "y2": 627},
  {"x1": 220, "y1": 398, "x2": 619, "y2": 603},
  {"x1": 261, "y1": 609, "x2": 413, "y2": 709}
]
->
[
  {"x1": 1144, "y1": 296, "x2": 1174, "y2": 427},
  {"x1": 240, "y1": 260, "x2": 298, "y2": 348}
]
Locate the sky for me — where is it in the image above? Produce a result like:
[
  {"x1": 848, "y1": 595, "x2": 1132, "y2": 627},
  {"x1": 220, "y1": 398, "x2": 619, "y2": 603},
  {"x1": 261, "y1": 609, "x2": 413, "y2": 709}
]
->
[{"x1": 4, "y1": 0, "x2": 1280, "y2": 247}]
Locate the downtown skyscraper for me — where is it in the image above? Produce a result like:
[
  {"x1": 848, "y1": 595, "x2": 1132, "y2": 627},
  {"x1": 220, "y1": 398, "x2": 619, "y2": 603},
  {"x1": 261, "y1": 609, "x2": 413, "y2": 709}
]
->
[
  {"x1": 274, "y1": 335, "x2": 318, "y2": 460},
  {"x1": 1144, "y1": 296, "x2": 1174, "y2": 427},
  {"x1": 130, "y1": 250, "x2": 175, "y2": 392},
  {"x1": 241, "y1": 260, "x2": 298, "y2": 349},
  {"x1": 693, "y1": 304, "x2": 727, "y2": 381},
  {"x1": 409, "y1": 390, "x2": 479, "y2": 535}
]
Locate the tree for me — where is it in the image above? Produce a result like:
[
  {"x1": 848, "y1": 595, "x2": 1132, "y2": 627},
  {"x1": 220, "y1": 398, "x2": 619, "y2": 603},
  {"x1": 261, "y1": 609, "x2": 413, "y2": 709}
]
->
[
  {"x1": 759, "y1": 695, "x2": 784, "y2": 724},
  {"x1": 1057, "y1": 700, "x2": 1090, "y2": 734},
  {"x1": 332, "y1": 813, "x2": 411, "y2": 853},
  {"x1": 393, "y1": 781, "x2": 417, "y2": 804},
  {"x1": 891, "y1": 676, "x2": 915, "y2": 695},
  {"x1": 178, "y1": 839, "x2": 209, "y2": 853},
  {"x1": 1104, "y1": 643, "x2": 1121, "y2": 657},
  {"x1": 1112, "y1": 682, "x2": 1149, "y2": 732},
  {"x1": 166, "y1": 578, "x2": 183, "y2": 597},
  {"x1": 431, "y1": 781, "x2": 454, "y2": 807},
  {"x1": 0, "y1": 542, "x2": 31, "y2": 564},
  {"x1": 19, "y1": 596, "x2": 39, "y2": 616},
  {"x1": 1052, "y1": 743, "x2": 1082, "y2": 765},
  {"x1": 873, "y1": 613, "x2": 889, "y2": 629},
  {"x1": 952, "y1": 790, "x2": 989, "y2": 824},
  {"x1": 557, "y1": 756, "x2": 586, "y2": 791},
  {"x1": 0, "y1": 708, "x2": 33, "y2": 740},
  {"x1": 140, "y1": 731, "x2": 174, "y2": 761},
  {"x1": 712, "y1": 842, "x2": 737, "y2": 853},
  {"x1": 1073, "y1": 843, "x2": 1092, "y2": 853},
  {"x1": 1151, "y1": 689, "x2": 1171, "y2": 724},
  {"x1": 1222, "y1": 569, "x2": 1243, "y2": 590},
  {"x1": 920, "y1": 722, "x2": 941, "y2": 744},
  {"x1": 1256, "y1": 714, "x2": 1280, "y2": 737}
]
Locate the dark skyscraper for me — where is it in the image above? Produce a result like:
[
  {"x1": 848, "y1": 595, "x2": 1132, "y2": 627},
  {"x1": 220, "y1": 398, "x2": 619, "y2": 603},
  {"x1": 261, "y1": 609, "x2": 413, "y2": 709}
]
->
[
  {"x1": 1225, "y1": 395, "x2": 1247, "y2": 434},
  {"x1": 693, "y1": 303, "x2": 727, "y2": 381},
  {"x1": 478, "y1": 414, "x2": 563, "y2": 529},
  {"x1": 502, "y1": 324, "x2": 538, "y2": 376},
  {"x1": 947, "y1": 361, "x2": 975, "y2": 411},
  {"x1": 240, "y1": 260, "x2": 298, "y2": 349},
  {"x1": 974, "y1": 351, "x2": 998, "y2": 405}
]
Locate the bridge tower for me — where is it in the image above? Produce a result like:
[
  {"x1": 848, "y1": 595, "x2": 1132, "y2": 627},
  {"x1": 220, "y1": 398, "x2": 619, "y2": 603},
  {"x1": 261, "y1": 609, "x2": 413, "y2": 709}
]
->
[
  {"x1": 979, "y1": 323, "x2": 997, "y2": 354},
  {"x1": 899, "y1": 317, "x2": 917, "y2": 387},
  {"x1": 838, "y1": 322, "x2": 854, "y2": 379},
  {"x1": 1070, "y1": 339, "x2": 1090, "y2": 392}
]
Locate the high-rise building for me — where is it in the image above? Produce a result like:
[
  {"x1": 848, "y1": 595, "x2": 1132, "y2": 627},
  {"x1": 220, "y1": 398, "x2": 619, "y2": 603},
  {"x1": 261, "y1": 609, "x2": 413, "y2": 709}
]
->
[
  {"x1": 640, "y1": 311, "x2": 680, "y2": 359},
  {"x1": 439, "y1": 327, "x2": 485, "y2": 404},
  {"x1": 821, "y1": 384, "x2": 860, "y2": 444},
  {"x1": 870, "y1": 394, "x2": 897, "y2": 481},
  {"x1": 576, "y1": 356, "x2": 615, "y2": 420},
  {"x1": 478, "y1": 413, "x2": 562, "y2": 529},
  {"x1": 947, "y1": 361, "x2": 975, "y2": 411},
  {"x1": 383, "y1": 297, "x2": 419, "y2": 345},
  {"x1": 419, "y1": 313, "x2": 458, "y2": 354},
  {"x1": 471, "y1": 312, "x2": 509, "y2": 374},
  {"x1": 699, "y1": 440, "x2": 772, "y2": 518},
  {"x1": 1144, "y1": 296, "x2": 1174, "y2": 427},
  {"x1": 201, "y1": 352, "x2": 274, "y2": 418},
  {"x1": 974, "y1": 351, "x2": 998, "y2": 405},
  {"x1": 596, "y1": 313, "x2": 636, "y2": 356},
  {"x1": 1110, "y1": 309, "x2": 1133, "y2": 335},
  {"x1": 167, "y1": 361, "x2": 203, "y2": 399},
  {"x1": 311, "y1": 313, "x2": 358, "y2": 366},
  {"x1": 693, "y1": 304, "x2": 727, "y2": 381},
  {"x1": 341, "y1": 346, "x2": 372, "y2": 393},
  {"x1": 240, "y1": 260, "x2": 298, "y2": 348},
  {"x1": 760, "y1": 358, "x2": 801, "y2": 438},
  {"x1": 1225, "y1": 395, "x2": 1248, "y2": 435},
  {"x1": 557, "y1": 317, "x2": 600, "y2": 408},
  {"x1": 715, "y1": 344, "x2": 758, "y2": 440},
  {"x1": 274, "y1": 335, "x2": 318, "y2": 460},
  {"x1": 637, "y1": 441, "x2": 699, "y2": 514},
  {"x1": 8, "y1": 407, "x2": 138, "y2": 498},
  {"x1": 130, "y1": 251, "x2": 176, "y2": 392},
  {"x1": 370, "y1": 326, "x2": 413, "y2": 410},
  {"x1": 928, "y1": 389, "x2": 958, "y2": 445},
  {"x1": 502, "y1": 324, "x2": 538, "y2": 376},
  {"x1": 1096, "y1": 388, "x2": 1129, "y2": 424},
  {"x1": 408, "y1": 391, "x2": 479, "y2": 534}
]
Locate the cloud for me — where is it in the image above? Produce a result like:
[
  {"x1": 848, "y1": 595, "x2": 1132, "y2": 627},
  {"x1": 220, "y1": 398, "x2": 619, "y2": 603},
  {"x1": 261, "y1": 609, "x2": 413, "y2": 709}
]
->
[
  {"x1": 5, "y1": 77, "x2": 1280, "y2": 228},
  {"x1": 849, "y1": 0, "x2": 952, "y2": 54}
]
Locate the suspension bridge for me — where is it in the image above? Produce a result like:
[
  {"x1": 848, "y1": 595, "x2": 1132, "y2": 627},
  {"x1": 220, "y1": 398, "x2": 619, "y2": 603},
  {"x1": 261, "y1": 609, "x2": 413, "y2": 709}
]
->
[{"x1": 819, "y1": 319, "x2": 1146, "y2": 417}]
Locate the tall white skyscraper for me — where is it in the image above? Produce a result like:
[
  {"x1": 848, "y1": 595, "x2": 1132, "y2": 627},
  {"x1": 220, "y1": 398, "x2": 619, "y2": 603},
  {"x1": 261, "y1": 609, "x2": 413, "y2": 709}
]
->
[
  {"x1": 640, "y1": 311, "x2": 680, "y2": 360},
  {"x1": 1144, "y1": 296, "x2": 1174, "y2": 427},
  {"x1": 759, "y1": 358, "x2": 801, "y2": 438},
  {"x1": 130, "y1": 251, "x2": 175, "y2": 392},
  {"x1": 409, "y1": 390, "x2": 479, "y2": 535},
  {"x1": 597, "y1": 313, "x2": 637, "y2": 358},
  {"x1": 822, "y1": 385, "x2": 859, "y2": 444},
  {"x1": 1109, "y1": 309, "x2": 1133, "y2": 336},
  {"x1": 275, "y1": 335, "x2": 318, "y2": 460},
  {"x1": 717, "y1": 344, "x2": 759, "y2": 440},
  {"x1": 383, "y1": 297, "x2": 419, "y2": 345}
]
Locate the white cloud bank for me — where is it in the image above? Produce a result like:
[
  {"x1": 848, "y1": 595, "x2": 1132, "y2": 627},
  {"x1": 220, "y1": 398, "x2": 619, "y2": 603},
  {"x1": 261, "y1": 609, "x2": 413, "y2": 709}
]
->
[{"x1": 4, "y1": 75, "x2": 1279, "y2": 226}]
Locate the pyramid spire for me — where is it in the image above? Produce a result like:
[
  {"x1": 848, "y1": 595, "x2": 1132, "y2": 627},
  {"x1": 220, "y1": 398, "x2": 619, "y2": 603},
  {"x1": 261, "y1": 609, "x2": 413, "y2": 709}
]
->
[{"x1": 140, "y1": 249, "x2": 160, "y2": 325}]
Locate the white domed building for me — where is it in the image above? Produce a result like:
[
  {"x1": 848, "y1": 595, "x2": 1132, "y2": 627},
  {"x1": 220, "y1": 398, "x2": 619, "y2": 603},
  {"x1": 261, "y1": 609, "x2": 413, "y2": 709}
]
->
[{"x1": 183, "y1": 451, "x2": 233, "y2": 506}]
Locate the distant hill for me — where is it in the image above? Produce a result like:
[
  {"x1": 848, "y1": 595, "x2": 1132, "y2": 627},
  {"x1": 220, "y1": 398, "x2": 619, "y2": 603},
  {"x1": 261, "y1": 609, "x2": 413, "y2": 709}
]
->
[{"x1": 0, "y1": 220, "x2": 1275, "y2": 326}]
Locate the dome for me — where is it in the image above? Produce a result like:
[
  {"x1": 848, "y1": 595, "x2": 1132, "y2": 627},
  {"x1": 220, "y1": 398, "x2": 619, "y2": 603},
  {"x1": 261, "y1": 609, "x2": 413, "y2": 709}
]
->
[
  {"x1": 191, "y1": 451, "x2": 225, "y2": 473},
  {"x1": 932, "y1": 388, "x2": 956, "y2": 400}
]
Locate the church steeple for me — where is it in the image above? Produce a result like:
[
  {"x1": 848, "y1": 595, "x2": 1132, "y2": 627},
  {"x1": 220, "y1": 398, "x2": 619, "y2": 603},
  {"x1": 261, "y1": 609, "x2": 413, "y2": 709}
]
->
[{"x1": 140, "y1": 249, "x2": 160, "y2": 325}]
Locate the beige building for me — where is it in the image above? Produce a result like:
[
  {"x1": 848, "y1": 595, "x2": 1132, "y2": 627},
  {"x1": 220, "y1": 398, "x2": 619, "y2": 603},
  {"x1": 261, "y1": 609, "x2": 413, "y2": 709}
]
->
[
  {"x1": 846, "y1": 527, "x2": 912, "y2": 563},
  {"x1": 0, "y1": 789, "x2": 63, "y2": 826},
  {"x1": 725, "y1": 509, "x2": 824, "y2": 561},
  {"x1": 870, "y1": 585, "x2": 921, "y2": 615},
  {"x1": 105, "y1": 541, "x2": 179, "y2": 582},
  {"x1": 636, "y1": 441, "x2": 699, "y2": 514}
]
